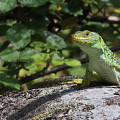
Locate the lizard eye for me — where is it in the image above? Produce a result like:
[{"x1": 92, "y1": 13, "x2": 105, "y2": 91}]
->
[{"x1": 86, "y1": 32, "x2": 89, "y2": 36}]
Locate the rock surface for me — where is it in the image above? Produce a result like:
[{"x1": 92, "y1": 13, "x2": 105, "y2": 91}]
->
[{"x1": 0, "y1": 85, "x2": 120, "y2": 120}]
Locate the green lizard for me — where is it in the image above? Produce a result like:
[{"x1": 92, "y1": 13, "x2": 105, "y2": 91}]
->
[
  {"x1": 72, "y1": 30, "x2": 120, "y2": 87},
  {"x1": 31, "y1": 30, "x2": 120, "y2": 89}
]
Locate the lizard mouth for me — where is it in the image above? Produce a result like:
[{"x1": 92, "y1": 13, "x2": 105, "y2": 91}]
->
[{"x1": 72, "y1": 35, "x2": 88, "y2": 43}]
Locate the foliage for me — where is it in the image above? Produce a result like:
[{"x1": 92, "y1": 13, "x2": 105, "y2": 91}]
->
[{"x1": 0, "y1": 0, "x2": 120, "y2": 91}]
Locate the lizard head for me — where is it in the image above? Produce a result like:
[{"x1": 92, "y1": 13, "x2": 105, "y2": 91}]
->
[
  {"x1": 72, "y1": 30, "x2": 104, "y2": 55},
  {"x1": 72, "y1": 30, "x2": 101, "y2": 46}
]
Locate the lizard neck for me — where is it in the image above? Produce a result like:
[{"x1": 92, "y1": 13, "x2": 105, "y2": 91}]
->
[{"x1": 79, "y1": 44, "x2": 104, "y2": 57}]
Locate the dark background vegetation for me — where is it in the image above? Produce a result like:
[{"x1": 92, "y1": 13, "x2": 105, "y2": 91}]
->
[{"x1": 0, "y1": 0, "x2": 120, "y2": 93}]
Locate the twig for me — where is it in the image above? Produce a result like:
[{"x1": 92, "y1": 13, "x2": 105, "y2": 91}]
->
[
  {"x1": 89, "y1": 17, "x2": 120, "y2": 24},
  {"x1": 0, "y1": 41, "x2": 9, "y2": 52},
  {"x1": 20, "y1": 57, "x2": 88, "y2": 84},
  {"x1": 93, "y1": 4, "x2": 105, "y2": 17}
]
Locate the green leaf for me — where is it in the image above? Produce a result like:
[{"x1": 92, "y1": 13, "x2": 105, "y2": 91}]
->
[
  {"x1": 2, "y1": 78, "x2": 21, "y2": 90},
  {"x1": 30, "y1": 41, "x2": 46, "y2": 48},
  {"x1": 102, "y1": 0, "x2": 120, "y2": 8},
  {"x1": 60, "y1": 1, "x2": 83, "y2": 15},
  {"x1": 19, "y1": 0, "x2": 48, "y2": 7},
  {"x1": 42, "y1": 31, "x2": 66, "y2": 50},
  {"x1": 0, "y1": 0, "x2": 16, "y2": 13},
  {"x1": 0, "y1": 48, "x2": 19, "y2": 62},
  {"x1": 68, "y1": 65, "x2": 87, "y2": 76},
  {"x1": 20, "y1": 48, "x2": 37, "y2": 62},
  {"x1": 24, "y1": 63, "x2": 38, "y2": 71},
  {"x1": 0, "y1": 72, "x2": 21, "y2": 90},
  {"x1": 49, "y1": 0, "x2": 61, "y2": 3},
  {"x1": 31, "y1": 53, "x2": 50, "y2": 62},
  {"x1": 6, "y1": 24, "x2": 31, "y2": 49},
  {"x1": 64, "y1": 59, "x2": 81, "y2": 67},
  {"x1": 52, "y1": 54, "x2": 64, "y2": 65},
  {"x1": 24, "y1": 61, "x2": 46, "y2": 71}
]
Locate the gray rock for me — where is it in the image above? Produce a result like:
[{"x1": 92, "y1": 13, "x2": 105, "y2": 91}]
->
[{"x1": 0, "y1": 85, "x2": 120, "y2": 120}]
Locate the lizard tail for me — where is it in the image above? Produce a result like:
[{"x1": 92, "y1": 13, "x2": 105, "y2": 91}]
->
[{"x1": 30, "y1": 75, "x2": 84, "y2": 89}]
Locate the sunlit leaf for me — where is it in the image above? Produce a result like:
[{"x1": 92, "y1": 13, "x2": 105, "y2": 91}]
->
[
  {"x1": 24, "y1": 63, "x2": 38, "y2": 71},
  {"x1": 64, "y1": 59, "x2": 81, "y2": 67},
  {"x1": 52, "y1": 54, "x2": 64, "y2": 65},
  {"x1": 31, "y1": 53, "x2": 50, "y2": 62},
  {"x1": 30, "y1": 41, "x2": 46, "y2": 48},
  {"x1": 69, "y1": 65, "x2": 87, "y2": 76},
  {"x1": 24, "y1": 61, "x2": 46, "y2": 71},
  {"x1": 19, "y1": 69, "x2": 29, "y2": 77}
]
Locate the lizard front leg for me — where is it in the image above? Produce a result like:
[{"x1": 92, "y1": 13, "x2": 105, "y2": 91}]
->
[{"x1": 77, "y1": 66, "x2": 100, "y2": 87}]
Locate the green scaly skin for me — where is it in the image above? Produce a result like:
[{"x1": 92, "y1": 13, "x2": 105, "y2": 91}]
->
[{"x1": 72, "y1": 30, "x2": 120, "y2": 86}]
